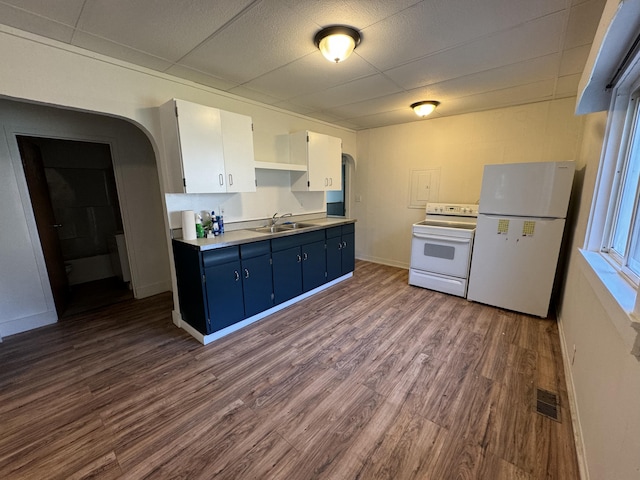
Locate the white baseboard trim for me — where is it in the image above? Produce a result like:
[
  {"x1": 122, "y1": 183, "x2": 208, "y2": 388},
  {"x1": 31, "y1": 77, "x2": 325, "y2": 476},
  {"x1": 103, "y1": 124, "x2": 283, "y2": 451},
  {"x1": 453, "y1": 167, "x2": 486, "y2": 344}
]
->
[
  {"x1": 134, "y1": 280, "x2": 172, "y2": 299},
  {"x1": 355, "y1": 254, "x2": 408, "y2": 270},
  {"x1": 557, "y1": 313, "x2": 589, "y2": 480},
  {"x1": 0, "y1": 310, "x2": 58, "y2": 338},
  {"x1": 175, "y1": 272, "x2": 353, "y2": 345}
]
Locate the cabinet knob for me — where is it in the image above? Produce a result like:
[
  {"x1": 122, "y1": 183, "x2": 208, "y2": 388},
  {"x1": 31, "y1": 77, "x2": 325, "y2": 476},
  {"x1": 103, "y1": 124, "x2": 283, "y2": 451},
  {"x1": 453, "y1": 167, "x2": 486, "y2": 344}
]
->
[
  {"x1": 229, "y1": 174, "x2": 234, "y2": 186},
  {"x1": 337, "y1": 242, "x2": 342, "y2": 250},
  {"x1": 219, "y1": 173, "x2": 224, "y2": 186},
  {"x1": 296, "y1": 254, "x2": 302, "y2": 263},
  {"x1": 324, "y1": 178, "x2": 328, "y2": 186},
  {"x1": 234, "y1": 270, "x2": 240, "y2": 281},
  {"x1": 303, "y1": 252, "x2": 308, "y2": 261},
  {"x1": 342, "y1": 241, "x2": 347, "y2": 248},
  {"x1": 244, "y1": 268, "x2": 250, "y2": 279}
]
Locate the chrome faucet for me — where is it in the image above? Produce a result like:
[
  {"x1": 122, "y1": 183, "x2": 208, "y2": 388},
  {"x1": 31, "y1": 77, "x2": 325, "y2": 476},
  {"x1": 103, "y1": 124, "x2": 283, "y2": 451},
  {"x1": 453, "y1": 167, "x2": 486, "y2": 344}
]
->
[{"x1": 271, "y1": 212, "x2": 293, "y2": 227}]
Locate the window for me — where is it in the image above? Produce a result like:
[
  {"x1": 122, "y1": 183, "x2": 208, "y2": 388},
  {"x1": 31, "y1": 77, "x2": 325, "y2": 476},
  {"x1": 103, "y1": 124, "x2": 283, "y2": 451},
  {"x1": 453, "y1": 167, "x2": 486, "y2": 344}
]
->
[{"x1": 603, "y1": 91, "x2": 640, "y2": 285}]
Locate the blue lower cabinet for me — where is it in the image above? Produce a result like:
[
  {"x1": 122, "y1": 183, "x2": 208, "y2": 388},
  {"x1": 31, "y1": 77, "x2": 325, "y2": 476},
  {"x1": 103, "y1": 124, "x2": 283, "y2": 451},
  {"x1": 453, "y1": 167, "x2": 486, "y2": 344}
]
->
[
  {"x1": 272, "y1": 230, "x2": 326, "y2": 305},
  {"x1": 326, "y1": 224, "x2": 355, "y2": 281},
  {"x1": 240, "y1": 241, "x2": 274, "y2": 317},
  {"x1": 204, "y1": 259, "x2": 245, "y2": 332},
  {"x1": 272, "y1": 246, "x2": 303, "y2": 304},
  {"x1": 173, "y1": 223, "x2": 355, "y2": 336},
  {"x1": 302, "y1": 240, "x2": 326, "y2": 292}
]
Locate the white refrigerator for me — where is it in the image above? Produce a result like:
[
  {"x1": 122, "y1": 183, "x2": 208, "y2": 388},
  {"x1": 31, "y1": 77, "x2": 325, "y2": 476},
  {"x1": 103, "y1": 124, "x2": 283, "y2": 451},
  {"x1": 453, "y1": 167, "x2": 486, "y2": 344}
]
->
[{"x1": 467, "y1": 161, "x2": 575, "y2": 317}]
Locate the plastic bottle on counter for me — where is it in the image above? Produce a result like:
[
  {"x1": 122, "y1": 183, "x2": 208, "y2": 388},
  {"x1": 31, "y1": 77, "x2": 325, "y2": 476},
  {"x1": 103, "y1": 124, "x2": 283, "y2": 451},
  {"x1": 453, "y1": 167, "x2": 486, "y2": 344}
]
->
[
  {"x1": 195, "y1": 214, "x2": 205, "y2": 238},
  {"x1": 211, "y1": 211, "x2": 220, "y2": 236},
  {"x1": 218, "y1": 214, "x2": 224, "y2": 234}
]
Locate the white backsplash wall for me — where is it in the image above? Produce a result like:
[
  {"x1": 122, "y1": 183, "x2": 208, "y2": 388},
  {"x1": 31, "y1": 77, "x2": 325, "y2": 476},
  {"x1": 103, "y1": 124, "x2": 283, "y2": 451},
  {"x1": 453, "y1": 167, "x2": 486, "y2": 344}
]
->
[
  {"x1": 354, "y1": 98, "x2": 586, "y2": 268},
  {"x1": 166, "y1": 169, "x2": 325, "y2": 230}
]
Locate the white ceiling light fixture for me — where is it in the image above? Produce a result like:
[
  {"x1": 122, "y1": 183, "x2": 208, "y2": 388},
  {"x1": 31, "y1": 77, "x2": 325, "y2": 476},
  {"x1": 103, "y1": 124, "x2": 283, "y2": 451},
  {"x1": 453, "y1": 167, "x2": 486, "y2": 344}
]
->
[
  {"x1": 314, "y1": 26, "x2": 361, "y2": 63},
  {"x1": 411, "y1": 100, "x2": 440, "y2": 117}
]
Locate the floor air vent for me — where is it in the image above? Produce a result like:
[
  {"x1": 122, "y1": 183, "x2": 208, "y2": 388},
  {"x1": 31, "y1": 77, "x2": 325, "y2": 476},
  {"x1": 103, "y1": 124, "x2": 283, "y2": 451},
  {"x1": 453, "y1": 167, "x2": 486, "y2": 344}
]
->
[{"x1": 535, "y1": 388, "x2": 560, "y2": 422}]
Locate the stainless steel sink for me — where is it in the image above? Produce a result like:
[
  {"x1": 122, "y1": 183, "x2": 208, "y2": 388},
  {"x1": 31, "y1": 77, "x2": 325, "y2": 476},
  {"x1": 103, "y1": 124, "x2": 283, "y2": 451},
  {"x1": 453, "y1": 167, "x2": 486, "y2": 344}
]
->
[{"x1": 252, "y1": 223, "x2": 316, "y2": 234}]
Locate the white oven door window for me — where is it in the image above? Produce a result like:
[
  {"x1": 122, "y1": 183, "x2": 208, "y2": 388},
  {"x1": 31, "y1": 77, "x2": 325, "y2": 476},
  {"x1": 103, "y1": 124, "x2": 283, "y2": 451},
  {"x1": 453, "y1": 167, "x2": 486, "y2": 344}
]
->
[{"x1": 411, "y1": 233, "x2": 473, "y2": 278}]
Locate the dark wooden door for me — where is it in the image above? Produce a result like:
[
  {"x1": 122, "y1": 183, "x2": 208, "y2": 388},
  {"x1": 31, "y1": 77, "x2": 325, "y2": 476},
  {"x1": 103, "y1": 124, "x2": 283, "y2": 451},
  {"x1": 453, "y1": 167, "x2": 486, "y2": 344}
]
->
[{"x1": 17, "y1": 136, "x2": 69, "y2": 316}]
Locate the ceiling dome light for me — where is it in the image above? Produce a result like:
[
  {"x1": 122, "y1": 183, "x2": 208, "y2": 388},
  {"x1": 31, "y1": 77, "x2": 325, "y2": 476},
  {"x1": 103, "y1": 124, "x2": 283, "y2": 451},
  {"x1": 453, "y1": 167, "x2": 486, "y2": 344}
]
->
[
  {"x1": 314, "y1": 26, "x2": 361, "y2": 63},
  {"x1": 411, "y1": 100, "x2": 440, "y2": 117}
]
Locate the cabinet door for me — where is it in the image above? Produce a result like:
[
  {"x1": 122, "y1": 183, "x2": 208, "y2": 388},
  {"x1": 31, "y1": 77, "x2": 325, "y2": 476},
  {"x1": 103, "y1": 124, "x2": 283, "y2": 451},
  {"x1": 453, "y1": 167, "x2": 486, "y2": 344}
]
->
[
  {"x1": 325, "y1": 135, "x2": 342, "y2": 191},
  {"x1": 220, "y1": 110, "x2": 256, "y2": 193},
  {"x1": 204, "y1": 260, "x2": 245, "y2": 332},
  {"x1": 341, "y1": 232, "x2": 355, "y2": 274},
  {"x1": 172, "y1": 240, "x2": 209, "y2": 334},
  {"x1": 291, "y1": 131, "x2": 341, "y2": 192},
  {"x1": 307, "y1": 131, "x2": 328, "y2": 191},
  {"x1": 241, "y1": 253, "x2": 273, "y2": 317},
  {"x1": 272, "y1": 246, "x2": 302, "y2": 304},
  {"x1": 325, "y1": 235, "x2": 342, "y2": 282},
  {"x1": 302, "y1": 240, "x2": 326, "y2": 292},
  {"x1": 175, "y1": 99, "x2": 226, "y2": 193}
]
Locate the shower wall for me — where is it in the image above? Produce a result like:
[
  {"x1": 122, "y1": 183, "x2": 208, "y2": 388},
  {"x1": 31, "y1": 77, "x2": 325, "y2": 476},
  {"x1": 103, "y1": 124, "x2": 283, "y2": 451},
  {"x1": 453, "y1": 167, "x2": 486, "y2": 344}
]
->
[{"x1": 34, "y1": 138, "x2": 124, "y2": 285}]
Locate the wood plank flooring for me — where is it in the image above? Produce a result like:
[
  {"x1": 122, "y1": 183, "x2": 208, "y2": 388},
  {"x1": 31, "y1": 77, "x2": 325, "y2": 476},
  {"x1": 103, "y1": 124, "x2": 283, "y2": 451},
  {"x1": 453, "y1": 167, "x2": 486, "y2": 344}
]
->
[{"x1": 0, "y1": 260, "x2": 580, "y2": 479}]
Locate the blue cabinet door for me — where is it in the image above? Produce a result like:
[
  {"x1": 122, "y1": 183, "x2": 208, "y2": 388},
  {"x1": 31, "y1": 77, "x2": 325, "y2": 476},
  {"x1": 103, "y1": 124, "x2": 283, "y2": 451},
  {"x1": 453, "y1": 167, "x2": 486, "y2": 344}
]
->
[
  {"x1": 272, "y1": 246, "x2": 303, "y2": 304},
  {"x1": 204, "y1": 260, "x2": 245, "y2": 332},
  {"x1": 341, "y1": 232, "x2": 355, "y2": 274},
  {"x1": 242, "y1": 253, "x2": 274, "y2": 316},
  {"x1": 326, "y1": 235, "x2": 342, "y2": 281},
  {"x1": 302, "y1": 239, "x2": 326, "y2": 291}
]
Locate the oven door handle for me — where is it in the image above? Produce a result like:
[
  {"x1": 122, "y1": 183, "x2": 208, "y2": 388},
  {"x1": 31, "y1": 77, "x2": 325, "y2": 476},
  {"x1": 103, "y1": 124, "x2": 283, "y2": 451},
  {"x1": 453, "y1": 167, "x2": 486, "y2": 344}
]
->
[{"x1": 412, "y1": 233, "x2": 472, "y2": 244}]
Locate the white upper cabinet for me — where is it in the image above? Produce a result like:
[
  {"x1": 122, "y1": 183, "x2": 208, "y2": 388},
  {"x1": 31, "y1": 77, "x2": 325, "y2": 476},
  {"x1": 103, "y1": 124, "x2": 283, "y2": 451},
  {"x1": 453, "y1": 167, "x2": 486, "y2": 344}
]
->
[
  {"x1": 159, "y1": 99, "x2": 256, "y2": 194},
  {"x1": 290, "y1": 131, "x2": 342, "y2": 192}
]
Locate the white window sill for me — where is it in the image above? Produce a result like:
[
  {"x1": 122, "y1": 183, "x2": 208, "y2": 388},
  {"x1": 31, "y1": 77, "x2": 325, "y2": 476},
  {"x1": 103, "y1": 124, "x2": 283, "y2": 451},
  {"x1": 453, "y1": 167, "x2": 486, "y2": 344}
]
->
[{"x1": 578, "y1": 249, "x2": 640, "y2": 359}]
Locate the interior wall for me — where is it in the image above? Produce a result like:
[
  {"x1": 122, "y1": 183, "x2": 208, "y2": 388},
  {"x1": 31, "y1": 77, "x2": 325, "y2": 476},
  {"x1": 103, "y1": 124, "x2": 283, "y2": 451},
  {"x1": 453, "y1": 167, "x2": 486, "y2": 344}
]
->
[
  {"x1": 354, "y1": 98, "x2": 585, "y2": 267},
  {"x1": 557, "y1": 112, "x2": 640, "y2": 480},
  {"x1": 0, "y1": 99, "x2": 170, "y2": 337},
  {"x1": 0, "y1": 27, "x2": 357, "y2": 338}
]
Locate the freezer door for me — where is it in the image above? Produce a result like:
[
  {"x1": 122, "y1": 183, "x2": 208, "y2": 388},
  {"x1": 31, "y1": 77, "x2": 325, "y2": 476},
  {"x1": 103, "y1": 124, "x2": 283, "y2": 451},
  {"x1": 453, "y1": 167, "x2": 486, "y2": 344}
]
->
[
  {"x1": 478, "y1": 161, "x2": 574, "y2": 217},
  {"x1": 467, "y1": 215, "x2": 566, "y2": 317}
]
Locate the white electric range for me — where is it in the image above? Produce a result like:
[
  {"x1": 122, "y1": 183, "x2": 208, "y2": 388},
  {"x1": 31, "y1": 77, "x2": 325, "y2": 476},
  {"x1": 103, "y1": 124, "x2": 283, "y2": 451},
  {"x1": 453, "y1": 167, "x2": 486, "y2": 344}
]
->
[{"x1": 409, "y1": 202, "x2": 478, "y2": 297}]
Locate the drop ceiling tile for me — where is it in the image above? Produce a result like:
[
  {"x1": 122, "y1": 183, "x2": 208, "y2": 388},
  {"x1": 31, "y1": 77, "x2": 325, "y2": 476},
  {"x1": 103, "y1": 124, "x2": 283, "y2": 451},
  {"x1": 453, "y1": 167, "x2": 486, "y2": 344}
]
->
[
  {"x1": 71, "y1": 31, "x2": 174, "y2": 71},
  {"x1": 438, "y1": 79, "x2": 556, "y2": 116},
  {"x1": 384, "y1": 11, "x2": 567, "y2": 90},
  {"x1": 178, "y1": 0, "x2": 319, "y2": 84},
  {"x1": 241, "y1": 52, "x2": 378, "y2": 100},
  {"x1": 0, "y1": 2, "x2": 80, "y2": 42},
  {"x1": 305, "y1": 111, "x2": 342, "y2": 123},
  {"x1": 555, "y1": 73, "x2": 581, "y2": 96},
  {"x1": 331, "y1": 118, "x2": 361, "y2": 130},
  {"x1": 164, "y1": 64, "x2": 239, "y2": 91},
  {"x1": 1, "y1": 0, "x2": 85, "y2": 24},
  {"x1": 289, "y1": 74, "x2": 402, "y2": 111},
  {"x1": 342, "y1": 109, "x2": 418, "y2": 130},
  {"x1": 227, "y1": 86, "x2": 283, "y2": 105},
  {"x1": 272, "y1": 101, "x2": 315, "y2": 115},
  {"x1": 564, "y1": 0, "x2": 607, "y2": 49},
  {"x1": 330, "y1": 91, "x2": 419, "y2": 119},
  {"x1": 76, "y1": 0, "x2": 255, "y2": 62},
  {"x1": 559, "y1": 44, "x2": 591, "y2": 76},
  {"x1": 425, "y1": 54, "x2": 561, "y2": 100},
  {"x1": 357, "y1": 0, "x2": 567, "y2": 71},
  {"x1": 281, "y1": 0, "x2": 422, "y2": 29}
]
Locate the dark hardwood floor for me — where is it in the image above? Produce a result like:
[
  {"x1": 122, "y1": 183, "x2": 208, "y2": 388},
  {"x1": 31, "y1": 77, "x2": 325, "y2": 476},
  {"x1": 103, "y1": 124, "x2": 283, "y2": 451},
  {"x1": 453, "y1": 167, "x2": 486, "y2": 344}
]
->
[{"x1": 0, "y1": 261, "x2": 579, "y2": 479}]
